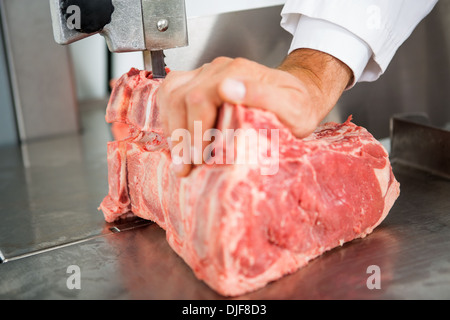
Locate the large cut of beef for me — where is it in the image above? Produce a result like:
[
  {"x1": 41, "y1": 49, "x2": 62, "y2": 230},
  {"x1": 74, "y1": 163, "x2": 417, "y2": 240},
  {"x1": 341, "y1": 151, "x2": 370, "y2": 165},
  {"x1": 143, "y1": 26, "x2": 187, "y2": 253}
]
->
[{"x1": 99, "y1": 68, "x2": 400, "y2": 297}]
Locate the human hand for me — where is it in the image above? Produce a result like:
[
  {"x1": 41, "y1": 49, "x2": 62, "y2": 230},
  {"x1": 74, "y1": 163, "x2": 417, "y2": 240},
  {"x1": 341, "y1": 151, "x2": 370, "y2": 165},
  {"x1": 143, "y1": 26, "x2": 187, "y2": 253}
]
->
[{"x1": 156, "y1": 49, "x2": 352, "y2": 177}]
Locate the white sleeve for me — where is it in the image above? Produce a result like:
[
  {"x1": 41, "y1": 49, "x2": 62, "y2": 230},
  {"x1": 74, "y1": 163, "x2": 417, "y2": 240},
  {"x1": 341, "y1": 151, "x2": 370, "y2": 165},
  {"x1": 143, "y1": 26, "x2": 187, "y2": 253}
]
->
[{"x1": 281, "y1": 0, "x2": 438, "y2": 86}]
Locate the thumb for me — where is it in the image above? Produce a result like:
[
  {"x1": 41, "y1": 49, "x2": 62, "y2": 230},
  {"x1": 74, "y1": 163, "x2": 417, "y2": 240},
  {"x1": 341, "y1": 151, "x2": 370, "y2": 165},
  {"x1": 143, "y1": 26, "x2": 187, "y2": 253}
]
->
[
  {"x1": 219, "y1": 77, "x2": 293, "y2": 115},
  {"x1": 218, "y1": 77, "x2": 315, "y2": 138}
]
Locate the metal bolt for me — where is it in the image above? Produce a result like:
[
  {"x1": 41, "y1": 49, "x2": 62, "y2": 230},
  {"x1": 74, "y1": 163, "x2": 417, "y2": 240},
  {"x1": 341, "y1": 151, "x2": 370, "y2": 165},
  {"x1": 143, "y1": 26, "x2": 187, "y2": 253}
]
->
[{"x1": 157, "y1": 19, "x2": 169, "y2": 32}]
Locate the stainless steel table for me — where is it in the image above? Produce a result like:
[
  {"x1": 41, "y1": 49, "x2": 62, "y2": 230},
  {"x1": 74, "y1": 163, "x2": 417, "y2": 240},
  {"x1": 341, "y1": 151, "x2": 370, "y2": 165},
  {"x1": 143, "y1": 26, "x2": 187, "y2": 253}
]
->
[{"x1": 1, "y1": 101, "x2": 449, "y2": 299}]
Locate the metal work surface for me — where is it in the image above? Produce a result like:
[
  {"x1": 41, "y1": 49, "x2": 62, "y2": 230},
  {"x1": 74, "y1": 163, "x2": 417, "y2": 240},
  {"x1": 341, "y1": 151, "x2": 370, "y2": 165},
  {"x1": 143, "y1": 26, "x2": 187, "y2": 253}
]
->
[
  {"x1": 0, "y1": 164, "x2": 449, "y2": 299},
  {"x1": 1, "y1": 101, "x2": 450, "y2": 299},
  {"x1": 0, "y1": 100, "x2": 151, "y2": 262}
]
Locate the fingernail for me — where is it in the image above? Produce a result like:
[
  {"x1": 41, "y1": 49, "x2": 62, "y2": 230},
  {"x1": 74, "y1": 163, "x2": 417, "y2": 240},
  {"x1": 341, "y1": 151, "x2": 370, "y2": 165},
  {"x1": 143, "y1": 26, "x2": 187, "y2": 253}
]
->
[{"x1": 221, "y1": 78, "x2": 246, "y2": 102}]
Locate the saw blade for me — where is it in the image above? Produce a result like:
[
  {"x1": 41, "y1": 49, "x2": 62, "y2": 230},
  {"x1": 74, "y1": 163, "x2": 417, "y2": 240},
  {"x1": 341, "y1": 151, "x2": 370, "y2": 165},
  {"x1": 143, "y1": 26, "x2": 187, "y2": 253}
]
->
[{"x1": 144, "y1": 50, "x2": 166, "y2": 78}]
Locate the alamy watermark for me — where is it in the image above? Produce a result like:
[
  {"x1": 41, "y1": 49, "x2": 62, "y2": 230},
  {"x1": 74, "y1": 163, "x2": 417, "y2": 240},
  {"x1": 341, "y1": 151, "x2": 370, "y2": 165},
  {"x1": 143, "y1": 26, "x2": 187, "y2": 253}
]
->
[
  {"x1": 65, "y1": 5, "x2": 81, "y2": 30},
  {"x1": 366, "y1": 265, "x2": 381, "y2": 290},
  {"x1": 367, "y1": 5, "x2": 381, "y2": 30},
  {"x1": 170, "y1": 121, "x2": 280, "y2": 176},
  {"x1": 66, "y1": 265, "x2": 81, "y2": 290}
]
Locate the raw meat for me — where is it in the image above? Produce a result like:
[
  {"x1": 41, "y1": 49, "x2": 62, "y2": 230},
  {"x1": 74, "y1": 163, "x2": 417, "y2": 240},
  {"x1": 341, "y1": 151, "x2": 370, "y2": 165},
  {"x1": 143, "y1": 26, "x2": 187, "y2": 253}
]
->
[{"x1": 99, "y1": 68, "x2": 400, "y2": 297}]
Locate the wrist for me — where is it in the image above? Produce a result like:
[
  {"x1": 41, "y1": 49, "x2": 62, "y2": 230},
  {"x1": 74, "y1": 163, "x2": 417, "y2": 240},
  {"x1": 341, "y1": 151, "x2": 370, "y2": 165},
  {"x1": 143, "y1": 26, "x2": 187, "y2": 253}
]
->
[{"x1": 278, "y1": 48, "x2": 352, "y2": 120}]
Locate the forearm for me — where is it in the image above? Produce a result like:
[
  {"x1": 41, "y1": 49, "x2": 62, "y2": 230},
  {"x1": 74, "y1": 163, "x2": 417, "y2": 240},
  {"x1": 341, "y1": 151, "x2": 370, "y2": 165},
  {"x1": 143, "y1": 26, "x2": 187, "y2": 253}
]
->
[{"x1": 278, "y1": 48, "x2": 352, "y2": 121}]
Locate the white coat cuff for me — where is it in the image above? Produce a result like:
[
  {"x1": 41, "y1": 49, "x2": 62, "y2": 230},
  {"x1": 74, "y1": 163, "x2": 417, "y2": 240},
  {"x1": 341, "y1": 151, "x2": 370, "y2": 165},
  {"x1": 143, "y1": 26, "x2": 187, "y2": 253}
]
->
[{"x1": 284, "y1": 15, "x2": 373, "y2": 88}]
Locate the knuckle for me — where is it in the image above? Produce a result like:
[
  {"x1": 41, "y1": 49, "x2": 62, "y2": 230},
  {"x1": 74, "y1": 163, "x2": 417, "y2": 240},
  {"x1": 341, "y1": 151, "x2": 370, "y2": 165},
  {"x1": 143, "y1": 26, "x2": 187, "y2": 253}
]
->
[
  {"x1": 289, "y1": 118, "x2": 315, "y2": 138},
  {"x1": 230, "y1": 57, "x2": 250, "y2": 70},
  {"x1": 233, "y1": 57, "x2": 249, "y2": 65},
  {"x1": 159, "y1": 73, "x2": 178, "y2": 93},
  {"x1": 211, "y1": 56, "x2": 232, "y2": 66},
  {"x1": 290, "y1": 126, "x2": 306, "y2": 138},
  {"x1": 164, "y1": 70, "x2": 180, "y2": 82}
]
